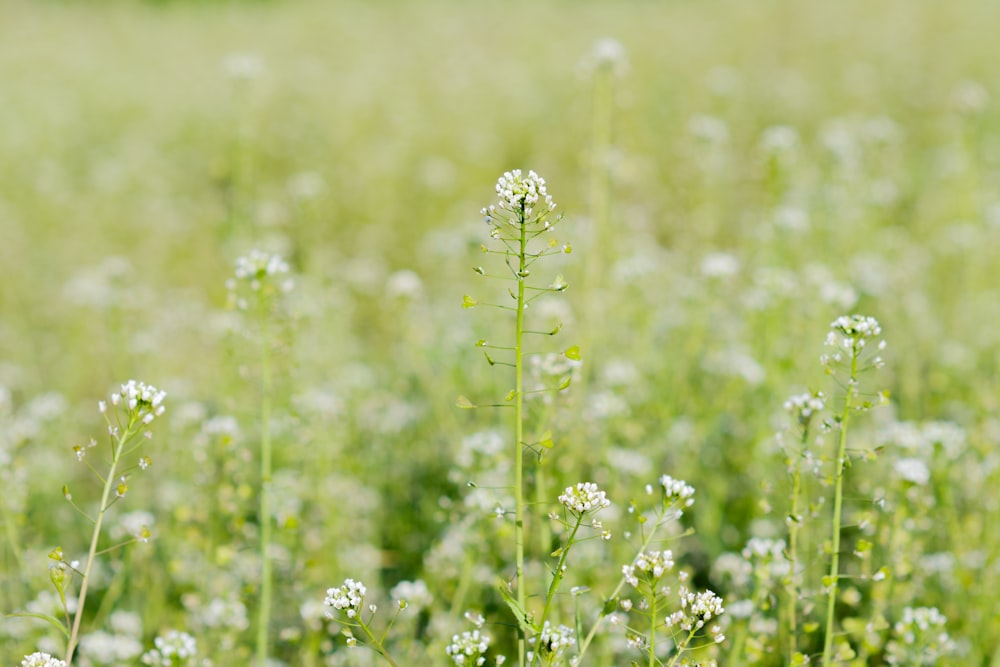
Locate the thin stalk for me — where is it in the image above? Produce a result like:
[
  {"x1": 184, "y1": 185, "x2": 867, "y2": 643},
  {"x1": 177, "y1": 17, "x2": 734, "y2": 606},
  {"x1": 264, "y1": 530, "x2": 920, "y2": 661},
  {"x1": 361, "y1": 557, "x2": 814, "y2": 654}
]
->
[
  {"x1": 65, "y1": 418, "x2": 135, "y2": 664},
  {"x1": 821, "y1": 350, "x2": 858, "y2": 667},
  {"x1": 531, "y1": 517, "x2": 583, "y2": 667},
  {"x1": 356, "y1": 619, "x2": 400, "y2": 667},
  {"x1": 786, "y1": 425, "x2": 809, "y2": 662},
  {"x1": 514, "y1": 205, "x2": 528, "y2": 667},
  {"x1": 577, "y1": 507, "x2": 674, "y2": 660},
  {"x1": 648, "y1": 589, "x2": 658, "y2": 667},
  {"x1": 256, "y1": 313, "x2": 274, "y2": 667}
]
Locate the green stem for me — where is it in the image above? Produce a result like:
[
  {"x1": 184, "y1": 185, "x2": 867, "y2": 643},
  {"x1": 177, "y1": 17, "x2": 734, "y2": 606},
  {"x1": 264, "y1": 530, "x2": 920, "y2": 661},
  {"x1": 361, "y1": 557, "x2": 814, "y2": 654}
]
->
[
  {"x1": 786, "y1": 425, "x2": 809, "y2": 662},
  {"x1": 514, "y1": 206, "x2": 528, "y2": 667},
  {"x1": 821, "y1": 349, "x2": 858, "y2": 667},
  {"x1": 531, "y1": 516, "x2": 583, "y2": 667},
  {"x1": 256, "y1": 314, "x2": 274, "y2": 667},
  {"x1": 577, "y1": 507, "x2": 673, "y2": 662},
  {"x1": 648, "y1": 587, "x2": 658, "y2": 667},
  {"x1": 65, "y1": 419, "x2": 134, "y2": 664},
  {"x1": 357, "y1": 618, "x2": 400, "y2": 667}
]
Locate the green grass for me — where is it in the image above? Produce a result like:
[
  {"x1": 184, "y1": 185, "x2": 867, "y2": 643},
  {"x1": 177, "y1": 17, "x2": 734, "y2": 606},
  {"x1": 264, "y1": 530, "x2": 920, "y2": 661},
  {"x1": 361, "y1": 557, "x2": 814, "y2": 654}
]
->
[{"x1": 2, "y1": 0, "x2": 1000, "y2": 664}]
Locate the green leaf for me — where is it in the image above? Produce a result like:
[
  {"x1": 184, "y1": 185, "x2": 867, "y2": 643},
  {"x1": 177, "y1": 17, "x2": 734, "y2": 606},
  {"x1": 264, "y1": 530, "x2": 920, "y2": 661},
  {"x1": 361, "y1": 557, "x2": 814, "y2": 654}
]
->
[
  {"x1": 803, "y1": 622, "x2": 819, "y2": 633},
  {"x1": 504, "y1": 389, "x2": 516, "y2": 402},
  {"x1": 822, "y1": 575, "x2": 837, "y2": 588},
  {"x1": 557, "y1": 376, "x2": 572, "y2": 390},
  {"x1": 563, "y1": 345, "x2": 581, "y2": 361},
  {"x1": 455, "y1": 395, "x2": 475, "y2": 409},
  {"x1": 462, "y1": 295, "x2": 477, "y2": 309},
  {"x1": 5, "y1": 612, "x2": 70, "y2": 639},
  {"x1": 498, "y1": 580, "x2": 539, "y2": 634},
  {"x1": 601, "y1": 597, "x2": 619, "y2": 616},
  {"x1": 538, "y1": 430, "x2": 553, "y2": 449},
  {"x1": 855, "y1": 538, "x2": 872, "y2": 553},
  {"x1": 550, "y1": 546, "x2": 563, "y2": 557},
  {"x1": 484, "y1": 352, "x2": 496, "y2": 366}
]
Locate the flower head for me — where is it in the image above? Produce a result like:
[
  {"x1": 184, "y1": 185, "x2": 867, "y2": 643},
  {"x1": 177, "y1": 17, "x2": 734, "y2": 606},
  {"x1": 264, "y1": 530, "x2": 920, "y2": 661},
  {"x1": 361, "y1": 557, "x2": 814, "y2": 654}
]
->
[
  {"x1": 660, "y1": 475, "x2": 696, "y2": 507},
  {"x1": 558, "y1": 482, "x2": 611, "y2": 515},
  {"x1": 324, "y1": 578, "x2": 367, "y2": 619},
  {"x1": 480, "y1": 170, "x2": 557, "y2": 230},
  {"x1": 20, "y1": 653, "x2": 67, "y2": 667},
  {"x1": 226, "y1": 249, "x2": 294, "y2": 310},
  {"x1": 623, "y1": 550, "x2": 675, "y2": 588},
  {"x1": 111, "y1": 381, "x2": 167, "y2": 425},
  {"x1": 446, "y1": 629, "x2": 491, "y2": 666}
]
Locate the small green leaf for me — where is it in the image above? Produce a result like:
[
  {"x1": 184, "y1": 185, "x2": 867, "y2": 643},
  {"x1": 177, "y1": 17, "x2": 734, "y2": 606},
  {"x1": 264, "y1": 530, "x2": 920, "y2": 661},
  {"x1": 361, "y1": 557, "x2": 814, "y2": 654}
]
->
[
  {"x1": 822, "y1": 575, "x2": 837, "y2": 588},
  {"x1": 498, "y1": 580, "x2": 539, "y2": 634},
  {"x1": 462, "y1": 295, "x2": 477, "y2": 309},
  {"x1": 455, "y1": 395, "x2": 475, "y2": 409},
  {"x1": 550, "y1": 546, "x2": 564, "y2": 558},
  {"x1": 484, "y1": 352, "x2": 496, "y2": 366},
  {"x1": 564, "y1": 345, "x2": 581, "y2": 361},
  {"x1": 538, "y1": 430, "x2": 553, "y2": 449},
  {"x1": 5, "y1": 612, "x2": 70, "y2": 639},
  {"x1": 601, "y1": 597, "x2": 619, "y2": 616},
  {"x1": 557, "y1": 376, "x2": 572, "y2": 390},
  {"x1": 803, "y1": 622, "x2": 819, "y2": 633},
  {"x1": 855, "y1": 539, "x2": 872, "y2": 553},
  {"x1": 504, "y1": 389, "x2": 516, "y2": 402}
]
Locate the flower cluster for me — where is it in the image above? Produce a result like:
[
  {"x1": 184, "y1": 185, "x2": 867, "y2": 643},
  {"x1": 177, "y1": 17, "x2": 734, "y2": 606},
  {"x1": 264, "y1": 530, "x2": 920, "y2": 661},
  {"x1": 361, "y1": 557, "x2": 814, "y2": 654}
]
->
[
  {"x1": 324, "y1": 578, "x2": 367, "y2": 620},
  {"x1": 20, "y1": 653, "x2": 66, "y2": 667},
  {"x1": 784, "y1": 391, "x2": 825, "y2": 425},
  {"x1": 445, "y1": 629, "x2": 497, "y2": 666},
  {"x1": 101, "y1": 380, "x2": 167, "y2": 426},
  {"x1": 226, "y1": 249, "x2": 294, "y2": 310},
  {"x1": 660, "y1": 475, "x2": 696, "y2": 507},
  {"x1": 558, "y1": 482, "x2": 611, "y2": 514},
  {"x1": 140, "y1": 631, "x2": 197, "y2": 665},
  {"x1": 885, "y1": 606, "x2": 956, "y2": 665},
  {"x1": 528, "y1": 621, "x2": 575, "y2": 663},
  {"x1": 481, "y1": 169, "x2": 556, "y2": 220},
  {"x1": 821, "y1": 314, "x2": 886, "y2": 369},
  {"x1": 623, "y1": 550, "x2": 675, "y2": 588},
  {"x1": 666, "y1": 588, "x2": 726, "y2": 636}
]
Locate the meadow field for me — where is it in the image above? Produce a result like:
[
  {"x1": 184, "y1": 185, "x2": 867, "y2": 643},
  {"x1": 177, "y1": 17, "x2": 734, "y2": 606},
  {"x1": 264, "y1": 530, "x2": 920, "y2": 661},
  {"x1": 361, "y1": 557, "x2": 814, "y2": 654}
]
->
[{"x1": 2, "y1": 0, "x2": 999, "y2": 665}]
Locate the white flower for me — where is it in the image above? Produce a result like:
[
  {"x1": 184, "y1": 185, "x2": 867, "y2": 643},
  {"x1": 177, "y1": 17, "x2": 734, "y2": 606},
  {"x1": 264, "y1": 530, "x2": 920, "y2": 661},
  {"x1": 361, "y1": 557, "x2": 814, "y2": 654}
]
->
[
  {"x1": 481, "y1": 169, "x2": 556, "y2": 221},
  {"x1": 111, "y1": 380, "x2": 167, "y2": 425},
  {"x1": 660, "y1": 475, "x2": 696, "y2": 507},
  {"x1": 324, "y1": 579, "x2": 367, "y2": 619},
  {"x1": 558, "y1": 482, "x2": 611, "y2": 514},
  {"x1": 20, "y1": 653, "x2": 67, "y2": 667}
]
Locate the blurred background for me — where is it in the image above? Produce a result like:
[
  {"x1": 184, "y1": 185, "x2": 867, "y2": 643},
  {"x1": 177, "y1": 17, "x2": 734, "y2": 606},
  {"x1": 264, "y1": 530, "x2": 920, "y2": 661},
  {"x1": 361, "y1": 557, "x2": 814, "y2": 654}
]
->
[{"x1": 2, "y1": 0, "x2": 999, "y2": 664}]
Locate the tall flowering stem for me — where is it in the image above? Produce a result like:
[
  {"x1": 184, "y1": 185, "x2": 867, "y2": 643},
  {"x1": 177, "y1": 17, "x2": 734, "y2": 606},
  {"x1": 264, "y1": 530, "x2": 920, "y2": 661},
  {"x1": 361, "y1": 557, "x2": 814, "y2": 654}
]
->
[
  {"x1": 466, "y1": 170, "x2": 564, "y2": 667},
  {"x1": 782, "y1": 391, "x2": 824, "y2": 664},
  {"x1": 227, "y1": 250, "x2": 293, "y2": 667},
  {"x1": 530, "y1": 483, "x2": 611, "y2": 667},
  {"x1": 819, "y1": 315, "x2": 886, "y2": 667},
  {"x1": 64, "y1": 381, "x2": 166, "y2": 664},
  {"x1": 576, "y1": 476, "x2": 696, "y2": 663},
  {"x1": 323, "y1": 579, "x2": 400, "y2": 667}
]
